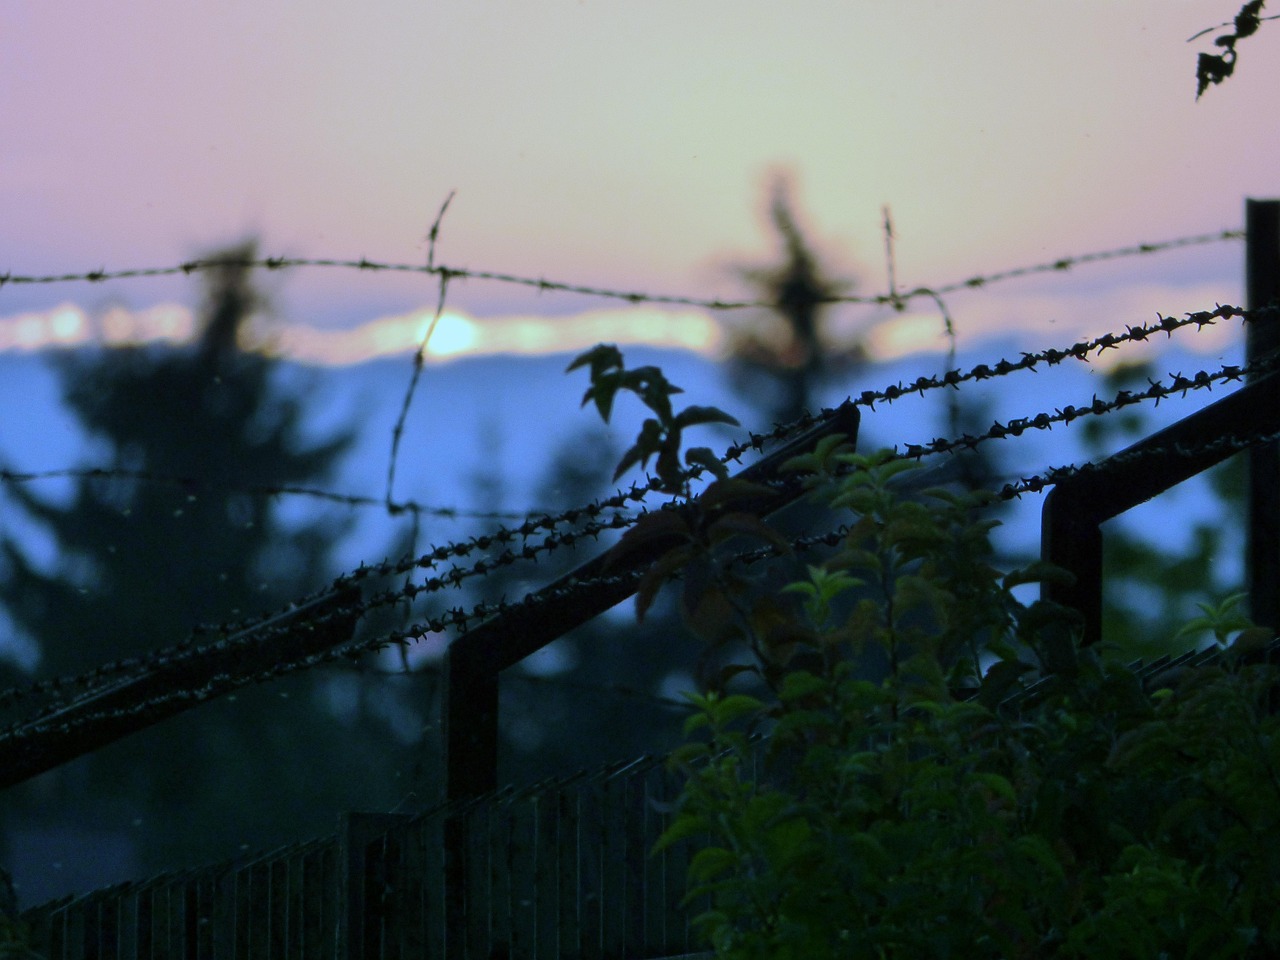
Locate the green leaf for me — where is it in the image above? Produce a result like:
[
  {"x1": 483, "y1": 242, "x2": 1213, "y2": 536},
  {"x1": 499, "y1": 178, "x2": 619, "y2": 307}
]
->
[
  {"x1": 655, "y1": 435, "x2": 685, "y2": 490},
  {"x1": 763, "y1": 816, "x2": 812, "y2": 866},
  {"x1": 696, "y1": 477, "x2": 774, "y2": 513},
  {"x1": 778, "y1": 669, "x2": 826, "y2": 703},
  {"x1": 977, "y1": 659, "x2": 1033, "y2": 709},
  {"x1": 973, "y1": 772, "x2": 1017, "y2": 806},
  {"x1": 682, "y1": 586, "x2": 744, "y2": 646},
  {"x1": 580, "y1": 370, "x2": 622, "y2": 422},
  {"x1": 622, "y1": 365, "x2": 683, "y2": 422},
  {"x1": 1003, "y1": 560, "x2": 1075, "y2": 591},
  {"x1": 565, "y1": 342, "x2": 623, "y2": 376},
  {"x1": 673, "y1": 404, "x2": 740, "y2": 430},
  {"x1": 651, "y1": 812, "x2": 710, "y2": 855},
  {"x1": 781, "y1": 433, "x2": 854, "y2": 475},
  {"x1": 613, "y1": 418, "x2": 665, "y2": 480},
  {"x1": 781, "y1": 581, "x2": 817, "y2": 599},
  {"x1": 710, "y1": 693, "x2": 764, "y2": 728},
  {"x1": 1013, "y1": 834, "x2": 1065, "y2": 884},
  {"x1": 685, "y1": 446, "x2": 729, "y2": 481},
  {"x1": 707, "y1": 512, "x2": 794, "y2": 554},
  {"x1": 634, "y1": 544, "x2": 694, "y2": 622},
  {"x1": 688, "y1": 846, "x2": 737, "y2": 882}
]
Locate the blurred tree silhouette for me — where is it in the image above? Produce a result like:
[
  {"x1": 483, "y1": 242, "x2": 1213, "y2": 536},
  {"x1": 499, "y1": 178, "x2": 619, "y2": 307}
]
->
[
  {"x1": 0, "y1": 242, "x2": 416, "y2": 901},
  {"x1": 727, "y1": 174, "x2": 864, "y2": 429}
]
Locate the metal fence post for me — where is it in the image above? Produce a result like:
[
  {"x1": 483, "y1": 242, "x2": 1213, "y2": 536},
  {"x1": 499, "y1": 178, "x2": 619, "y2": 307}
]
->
[{"x1": 1247, "y1": 198, "x2": 1280, "y2": 632}]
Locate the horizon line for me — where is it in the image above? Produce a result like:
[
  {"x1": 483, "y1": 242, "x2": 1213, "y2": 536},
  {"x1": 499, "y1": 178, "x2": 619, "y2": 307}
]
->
[{"x1": 0, "y1": 287, "x2": 1243, "y2": 370}]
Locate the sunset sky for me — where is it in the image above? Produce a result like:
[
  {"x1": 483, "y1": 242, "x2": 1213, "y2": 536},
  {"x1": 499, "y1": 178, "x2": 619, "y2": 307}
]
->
[{"x1": 1, "y1": 2, "x2": 1277, "y2": 364}]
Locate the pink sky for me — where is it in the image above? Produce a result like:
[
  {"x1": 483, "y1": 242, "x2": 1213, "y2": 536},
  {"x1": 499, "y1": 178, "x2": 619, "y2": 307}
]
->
[{"x1": 2, "y1": 2, "x2": 1277, "y2": 362}]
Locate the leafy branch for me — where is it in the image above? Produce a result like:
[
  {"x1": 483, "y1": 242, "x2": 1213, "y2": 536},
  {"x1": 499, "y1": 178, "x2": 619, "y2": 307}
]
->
[
  {"x1": 567, "y1": 344, "x2": 739, "y2": 496},
  {"x1": 1190, "y1": 1, "x2": 1276, "y2": 98}
]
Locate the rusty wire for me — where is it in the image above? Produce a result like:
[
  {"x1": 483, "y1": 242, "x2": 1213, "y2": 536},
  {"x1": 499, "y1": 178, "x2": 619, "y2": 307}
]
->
[{"x1": 0, "y1": 229, "x2": 1243, "y2": 312}]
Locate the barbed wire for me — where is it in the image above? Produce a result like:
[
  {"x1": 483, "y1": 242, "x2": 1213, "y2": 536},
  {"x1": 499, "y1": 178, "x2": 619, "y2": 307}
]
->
[
  {"x1": 0, "y1": 229, "x2": 1243, "y2": 315},
  {"x1": 0, "y1": 225, "x2": 1250, "y2": 564},
  {"x1": 5, "y1": 317, "x2": 1274, "y2": 738},
  {"x1": 0, "y1": 211, "x2": 1266, "y2": 787},
  {"x1": 0, "y1": 300, "x2": 1265, "y2": 602},
  {"x1": 0, "y1": 299, "x2": 1265, "y2": 575},
  {"x1": 993, "y1": 419, "x2": 1280, "y2": 502},
  {"x1": 4, "y1": 294, "x2": 1275, "y2": 753}
]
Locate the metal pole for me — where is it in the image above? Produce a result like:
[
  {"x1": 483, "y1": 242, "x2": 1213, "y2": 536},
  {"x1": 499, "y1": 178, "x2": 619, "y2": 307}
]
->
[{"x1": 1247, "y1": 198, "x2": 1280, "y2": 632}]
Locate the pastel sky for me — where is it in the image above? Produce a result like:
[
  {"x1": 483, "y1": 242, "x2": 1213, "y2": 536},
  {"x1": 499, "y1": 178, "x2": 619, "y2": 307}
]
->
[{"x1": 2, "y1": 2, "x2": 1276, "y2": 364}]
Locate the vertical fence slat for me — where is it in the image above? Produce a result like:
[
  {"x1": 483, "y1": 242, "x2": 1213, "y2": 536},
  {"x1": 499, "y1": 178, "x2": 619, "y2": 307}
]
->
[
  {"x1": 555, "y1": 785, "x2": 580, "y2": 960},
  {"x1": 623, "y1": 762, "x2": 648, "y2": 955},
  {"x1": 415, "y1": 813, "x2": 445, "y2": 960},
  {"x1": 21, "y1": 744, "x2": 765, "y2": 960},
  {"x1": 470, "y1": 798, "x2": 495, "y2": 960},
  {"x1": 512, "y1": 789, "x2": 538, "y2": 959},
  {"x1": 532, "y1": 787, "x2": 558, "y2": 960},
  {"x1": 133, "y1": 885, "x2": 153, "y2": 960}
]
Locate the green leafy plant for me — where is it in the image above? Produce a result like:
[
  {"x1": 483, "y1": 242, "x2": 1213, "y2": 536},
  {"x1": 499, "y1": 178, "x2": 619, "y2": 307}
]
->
[
  {"x1": 567, "y1": 345, "x2": 789, "y2": 643},
  {"x1": 0, "y1": 912, "x2": 42, "y2": 960},
  {"x1": 689, "y1": 462, "x2": 1280, "y2": 953},
  {"x1": 567, "y1": 344, "x2": 739, "y2": 496},
  {"x1": 569, "y1": 351, "x2": 1280, "y2": 956}
]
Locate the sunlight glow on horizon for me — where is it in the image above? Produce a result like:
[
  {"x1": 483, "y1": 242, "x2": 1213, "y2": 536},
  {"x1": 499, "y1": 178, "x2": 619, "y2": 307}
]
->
[
  {"x1": 0, "y1": 302, "x2": 725, "y2": 365},
  {"x1": 0, "y1": 276, "x2": 1244, "y2": 369}
]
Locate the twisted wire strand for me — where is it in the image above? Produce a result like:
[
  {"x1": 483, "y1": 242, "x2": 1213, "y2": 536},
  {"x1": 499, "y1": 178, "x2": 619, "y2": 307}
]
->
[{"x1": 0, "y1": 229, "x2": 1243, "y2": 313}]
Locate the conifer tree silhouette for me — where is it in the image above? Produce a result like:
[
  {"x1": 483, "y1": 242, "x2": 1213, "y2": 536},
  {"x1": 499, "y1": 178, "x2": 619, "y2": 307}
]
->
[{"x1": 0, "y1": 241, "x2": 414, "y2": 900}]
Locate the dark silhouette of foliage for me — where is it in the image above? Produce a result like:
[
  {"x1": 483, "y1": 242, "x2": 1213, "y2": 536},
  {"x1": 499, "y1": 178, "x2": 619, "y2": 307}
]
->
[
  {"x1": 1192, "y1": 1, "x2": 1275, "y2": 97},
  {"x1": 657, "y1": 451, "x2": 1280, "y2": 957},
  {"x1": 560, "y1": 352, "x2": 1280, "y2": 955},
  {"x1": 0, "y1": 242, "x2": 416, "y2": 898},
  {"x1": 728, "y1": 175, "x2": 863, "y2": 429}
]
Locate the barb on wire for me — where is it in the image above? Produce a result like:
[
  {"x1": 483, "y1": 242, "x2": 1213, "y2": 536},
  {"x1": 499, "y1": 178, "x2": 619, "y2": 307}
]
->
[
  {"x1": 0, "y1": 229, "x2": 1243, "y2": 316},
  {"x1": 996, "y1": 421, "x2": 1280, "y2": 502}
]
